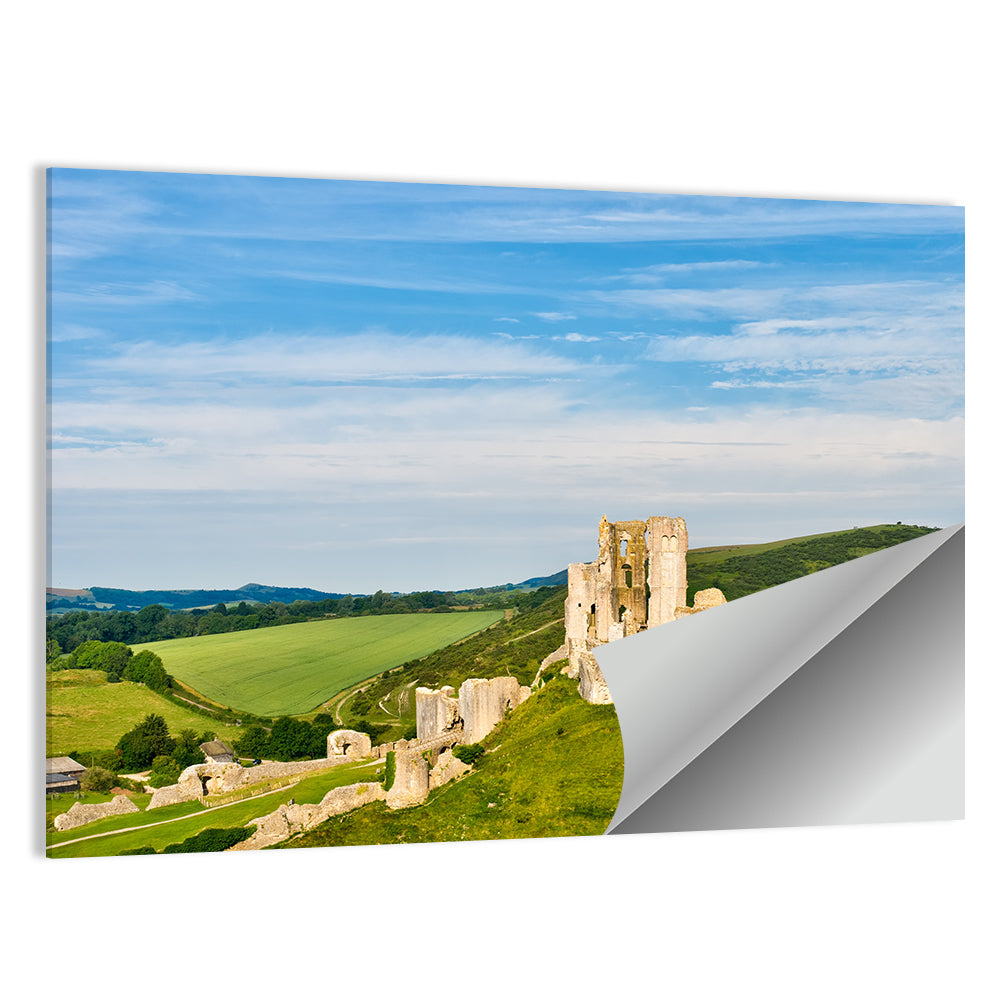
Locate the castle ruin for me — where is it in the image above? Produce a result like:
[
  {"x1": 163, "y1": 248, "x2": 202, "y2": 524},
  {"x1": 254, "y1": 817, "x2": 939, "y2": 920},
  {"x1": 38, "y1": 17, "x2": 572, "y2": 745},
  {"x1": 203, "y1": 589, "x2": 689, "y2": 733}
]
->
[{"x1": 565, "y1": 515, "x2": 690, "y2": 704}]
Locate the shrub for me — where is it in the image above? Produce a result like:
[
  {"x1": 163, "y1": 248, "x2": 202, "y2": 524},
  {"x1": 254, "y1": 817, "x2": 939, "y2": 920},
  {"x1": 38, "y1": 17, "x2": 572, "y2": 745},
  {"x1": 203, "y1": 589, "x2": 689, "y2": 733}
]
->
[
  {"x1": 161, "y1": 826, "x2": 255, "y2": 854},
  {"x1": 383, "y1": 751, "x2": 396, "y2": 791},
  {"x1": 402, "y1": 724, "x2": 417, "y2": 741},
  {"x1": 80, "y1": 766, "x2": 117, "y2": 794},
  {"x1": 452, "y1": 743, "x2": 485, "y2": 766},
  {"x1": 118, "y1": 845, "x2": 158, "y2": 856},
  {"x1": 114, "y1": 776, "x2": 146, "y2": 793},
  {"x1": 148, "y1": 755, "x2": 182, "y2": 788}
]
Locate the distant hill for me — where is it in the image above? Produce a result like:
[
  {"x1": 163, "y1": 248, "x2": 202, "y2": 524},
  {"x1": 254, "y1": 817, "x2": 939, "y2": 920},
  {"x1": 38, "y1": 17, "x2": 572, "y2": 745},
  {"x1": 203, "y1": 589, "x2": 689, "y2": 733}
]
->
[
  {"x1": 47, "y1": 573, "x2": 570, "y2": 614},
  {"x1": 47, "y1": 523, "x2": 936, "y2": 614},
  {"x1": 508, "y1": 570, "x2": 568, "y2": 590},
  {"x1": 46, "y1": 582, "x2": 348, "y2": 613}
]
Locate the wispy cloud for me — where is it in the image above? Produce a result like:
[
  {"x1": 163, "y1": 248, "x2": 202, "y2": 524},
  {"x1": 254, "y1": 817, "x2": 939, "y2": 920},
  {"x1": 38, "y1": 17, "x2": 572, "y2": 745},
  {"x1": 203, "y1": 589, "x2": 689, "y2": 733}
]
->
[
  {"x1": 52, "y1": 280, "x2": 200, "y2": 307},
  {"x1": 607, "y1": 259, "x2": 770, "y2": 286},
  {"x1": 82, "y1": 332, "x2": 590, "y2": 385},
  {"x1": 532, "y1": 311, "x2": 577, "y2": 322}
]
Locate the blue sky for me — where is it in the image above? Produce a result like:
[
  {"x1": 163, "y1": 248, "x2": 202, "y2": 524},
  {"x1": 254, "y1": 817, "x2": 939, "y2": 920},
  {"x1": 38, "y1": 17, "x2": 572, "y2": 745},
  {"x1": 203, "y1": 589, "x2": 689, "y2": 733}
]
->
[{"x1": 47, "y1": 169, "x2": 964, "y2": 592}]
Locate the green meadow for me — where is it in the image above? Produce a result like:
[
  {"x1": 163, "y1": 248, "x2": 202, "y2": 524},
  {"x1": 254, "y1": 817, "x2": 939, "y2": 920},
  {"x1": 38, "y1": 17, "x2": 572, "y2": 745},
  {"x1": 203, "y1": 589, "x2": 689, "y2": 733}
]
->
[
  {"x1": 46, "y1": 669, "x2": 243, "y2": 757},
  {"x1": 130, "y1": 610, "x2": 505, "y2": 717}
]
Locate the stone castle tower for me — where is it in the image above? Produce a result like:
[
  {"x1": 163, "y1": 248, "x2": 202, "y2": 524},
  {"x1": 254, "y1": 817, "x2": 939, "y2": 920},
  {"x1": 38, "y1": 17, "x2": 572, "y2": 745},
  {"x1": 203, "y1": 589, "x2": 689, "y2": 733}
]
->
[{"x1": 564, "y1": 515, "x2": 688, "y2": 703}]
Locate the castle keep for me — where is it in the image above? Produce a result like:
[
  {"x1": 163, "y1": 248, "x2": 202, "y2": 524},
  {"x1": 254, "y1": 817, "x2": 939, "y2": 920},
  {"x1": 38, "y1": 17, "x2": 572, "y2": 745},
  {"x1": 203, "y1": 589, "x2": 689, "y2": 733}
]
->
[{"x1": 565, "y1": 515, "x2": 693, "y2": 703}]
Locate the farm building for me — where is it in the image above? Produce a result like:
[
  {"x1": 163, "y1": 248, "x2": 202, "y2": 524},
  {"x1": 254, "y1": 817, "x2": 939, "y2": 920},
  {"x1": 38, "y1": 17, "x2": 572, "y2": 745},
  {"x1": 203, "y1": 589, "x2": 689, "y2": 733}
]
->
[
  {"x1": 199, "y1": 740, "x2": 235, "y2": 763},
  {"x1": 46, "y1": 756, "x2": 87, "y2": 795}
]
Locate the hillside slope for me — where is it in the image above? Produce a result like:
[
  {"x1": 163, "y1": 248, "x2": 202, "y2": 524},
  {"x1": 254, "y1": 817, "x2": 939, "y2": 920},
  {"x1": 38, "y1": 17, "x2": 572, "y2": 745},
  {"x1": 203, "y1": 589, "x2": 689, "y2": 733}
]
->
[
  {"x1": 279, "y1": 673, "x2": 623, "y2": 849},
  {"x1": 685, "y1": 523, "x2": 937, "y2": 603}
]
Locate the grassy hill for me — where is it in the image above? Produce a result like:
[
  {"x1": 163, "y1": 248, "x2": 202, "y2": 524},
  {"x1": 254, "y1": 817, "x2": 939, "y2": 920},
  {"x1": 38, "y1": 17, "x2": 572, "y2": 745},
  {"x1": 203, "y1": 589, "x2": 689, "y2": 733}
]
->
[
  {"x1": 130, "y1": 610, "x2": 505, "y2": 718},
  {"x1": 685, "y1": 523, "x2": 937, "y2": 603},
  {"x1": 336, "y1": 588, "x2": 567, "y2": 743},
  {"x1": 46, "y1": 669, "x2": 243, "y2": 758},
  {"x1": 280, "y1": 673, "x2": 623, "y2": 849}
]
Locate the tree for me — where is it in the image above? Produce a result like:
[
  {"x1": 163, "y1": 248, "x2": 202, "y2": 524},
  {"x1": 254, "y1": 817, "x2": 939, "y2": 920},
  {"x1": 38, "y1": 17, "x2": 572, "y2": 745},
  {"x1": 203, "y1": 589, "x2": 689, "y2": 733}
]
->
[
  {"x1": 233, "y1": 724, "x2": 269, "y2": 758},
  {"x1": 116, "y1": 713, "x2": 176, "y2": 771},
  {"x1": 268, "y1": 717, "x2": 314, "y2": 759},
  {"x1": 68, "y1": 639, "x2": 104, "y2": 669},
  {"x1": 135, "y1": 603, "x2": 169, "y2": 641},
  {"x1": 172, "y1": 729, "x2": 204, "y2": 769},
  {"x1": 148, "y1": 755, "x2": 182, "y2": 788}
]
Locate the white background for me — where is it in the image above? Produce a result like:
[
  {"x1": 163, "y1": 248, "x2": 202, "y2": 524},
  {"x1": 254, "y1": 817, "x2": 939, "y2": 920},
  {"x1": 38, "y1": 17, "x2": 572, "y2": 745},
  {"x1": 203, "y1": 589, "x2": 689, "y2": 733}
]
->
[{"x1": 6, "y1": 3, "x2": 994, "y2": 996}]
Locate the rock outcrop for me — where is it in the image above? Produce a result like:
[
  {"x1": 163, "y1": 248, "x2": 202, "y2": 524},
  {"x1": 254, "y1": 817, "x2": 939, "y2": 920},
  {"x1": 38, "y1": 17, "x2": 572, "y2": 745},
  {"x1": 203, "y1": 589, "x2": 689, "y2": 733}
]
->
[{"x1": 53, "y1": 793, "x2": 140, "y2": 831}]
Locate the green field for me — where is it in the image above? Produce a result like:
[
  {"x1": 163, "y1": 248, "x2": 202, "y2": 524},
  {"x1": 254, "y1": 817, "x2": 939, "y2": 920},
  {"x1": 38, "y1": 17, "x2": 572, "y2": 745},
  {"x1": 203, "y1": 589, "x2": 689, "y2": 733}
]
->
[
  {"x1": 130, "y1": 611, "x2": 505, "y2": 717},
  {"x1": 46, "y1": 669, "x2": 243, "y2": 757}
]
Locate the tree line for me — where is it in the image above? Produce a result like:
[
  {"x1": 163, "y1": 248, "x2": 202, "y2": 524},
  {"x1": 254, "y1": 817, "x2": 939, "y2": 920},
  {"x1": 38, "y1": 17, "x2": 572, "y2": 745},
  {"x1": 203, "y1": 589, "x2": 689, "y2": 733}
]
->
[{"x1": 46, "y1": 585, "x2": 556, "y2": 659}]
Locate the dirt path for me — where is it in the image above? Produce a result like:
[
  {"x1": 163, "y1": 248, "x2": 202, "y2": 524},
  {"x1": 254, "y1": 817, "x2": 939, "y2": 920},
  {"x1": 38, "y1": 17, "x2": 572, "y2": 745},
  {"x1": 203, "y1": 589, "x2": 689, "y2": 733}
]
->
[
  {"x1": 171, "y1": 693, "x2": 226, "y2": 716},
  {"x1": 502, "y1": 618, "x2": 563, "y2": 644}
]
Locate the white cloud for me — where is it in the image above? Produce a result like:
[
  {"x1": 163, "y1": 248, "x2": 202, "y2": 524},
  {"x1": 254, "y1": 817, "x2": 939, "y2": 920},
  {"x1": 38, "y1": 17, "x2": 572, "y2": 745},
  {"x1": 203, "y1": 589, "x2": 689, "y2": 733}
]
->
[
  {"x1": 90, "y1": 332, "x2": 587, "y2": 384},
  {"x1": 532, "y1": 311, "x2": 577, "y2": 321}
]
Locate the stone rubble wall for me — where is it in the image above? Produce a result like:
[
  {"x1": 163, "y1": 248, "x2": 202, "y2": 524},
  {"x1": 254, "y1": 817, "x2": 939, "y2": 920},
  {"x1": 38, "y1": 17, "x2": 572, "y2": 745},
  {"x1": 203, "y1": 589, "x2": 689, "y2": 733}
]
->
[
  {"x1": 693, "y1": 587, "x2": 727, "y2": 610},
  {"x1": 148, "y1": 756, "x2": 355, "y2": 810},
  {"x1": 53, "y1": 793, "x2": 140, "y2": 831},
  {"x1": 230, "y1": 782, "x2": 387, "y2": 851},
  {"x1": 429, "y1": 749, "x2": 472, "y2": 790},
  {"x1": 458, "y1": 676, "x2": 531, "y2": 745},
  {"x1": 576, "y1": 647, "x2": 613, "y2": 705},
  {"x1": 533, "y1": 643, "x2": 569, "y2": 685},
  {"x1": 147, "y1": 780, "x2": 202, "y2": 810}
]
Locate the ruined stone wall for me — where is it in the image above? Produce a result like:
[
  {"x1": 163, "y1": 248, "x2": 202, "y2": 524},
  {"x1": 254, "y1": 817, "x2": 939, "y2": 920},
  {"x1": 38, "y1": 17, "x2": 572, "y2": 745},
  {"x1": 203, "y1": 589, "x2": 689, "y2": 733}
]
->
[
  {"x1": 232, "y1": 782, "x2": 387, "y2": 850},
  {"x1": 563, "y1": 513, "x2": 691, "y2": 704},
  {"x1": 147, "y1": 755, "x2": 357, "y2": 810},
  {"x1": 576, "y1": 648, "x2": 613, "y2": 705},
  {"x1": 606, "y1": 518, "x2": 652, "y2": 631},
  {"x1": 415, "y1": 685, "x2": 461, "y2": 742},
  {"x1": 429, "y1": 749, "x2": 472, "y2": 790},
  {"x1": 647, "y1": 515, "x2": 688, "y2": 627},
  {"x1": 565, "y1": 562, "x2": 598, "y2": 645},
  {"x1": 327, "y1": 729, "x2": 372, "y2": 759},
  {"x1": 458, "y1": 676, "x2": 531, "y2": 745},
  {"x1": 52, "y1": 793, "x2": 140, "y2": 831},
  {"x1": 386, "y1": 749, "x2": 430, "y2": 810}
]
